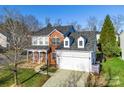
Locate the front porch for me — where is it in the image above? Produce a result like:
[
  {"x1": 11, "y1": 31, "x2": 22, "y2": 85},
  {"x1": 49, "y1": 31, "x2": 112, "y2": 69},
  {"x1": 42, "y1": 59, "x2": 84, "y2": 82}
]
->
[{"x1": 25, "y1": 48, "x2": 49, "y2": 65}]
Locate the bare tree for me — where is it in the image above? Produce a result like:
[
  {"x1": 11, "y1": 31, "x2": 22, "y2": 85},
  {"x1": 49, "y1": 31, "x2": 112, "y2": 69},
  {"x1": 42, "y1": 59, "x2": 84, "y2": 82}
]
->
[
  {"x1": 24, "y1": 15, "x2": 40, "y2": 31},
  {"x1": 0, "y1": 8, "x2": 30, "y2": 86},
  {"x1": 87, "y1": 16, "x2": 97, "y2": 31},
  {"x1": 112, "y1": 15, "x2": 124, "y2": 33},
  {"x1": 45, "y1": 17, "x2": 52, "y2": 27},
  {"x1": 69, "y1": 21, "x2": 82, "y2": 31},
  {"x1": 54, "y1": 19, "x2": 62, "y2": 26}
]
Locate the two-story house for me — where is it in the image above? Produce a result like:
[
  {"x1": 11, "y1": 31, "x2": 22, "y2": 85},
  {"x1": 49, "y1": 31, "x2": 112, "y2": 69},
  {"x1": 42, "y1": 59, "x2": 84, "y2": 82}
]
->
[
  {"x1": 25, "y1": 25, "x2": 96, "y2": 72},
  {"x1": 25, "y1": 25, "x2": 75, "y2": 65}
]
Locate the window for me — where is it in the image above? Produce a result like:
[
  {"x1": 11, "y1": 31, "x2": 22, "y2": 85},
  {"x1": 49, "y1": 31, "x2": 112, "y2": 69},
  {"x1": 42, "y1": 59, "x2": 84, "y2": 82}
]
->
[
  {"x1": 32, "y1": 37, "x2": 38, "y2": 45},
  {"x1": 78, "y1": 37, "x2": 84, "y2": 48},
  {"x1": 64, "y1": 37, "x2": 70, "y2": 48},
  {"x1": 33, "y1": 40, "x2": 37, "y2": 45},
  {"x1": 39, "y1": 37, "x2": 49, "y2": 45},
  {"x1": 45, "y1": 37, "x2": 48, "y2": 45},
  {"x1": 52, "y1": 38, "x2": 60, "y2": 45},
  {"x1": 45, "y1": 41, "x2": 48, "y2": 45},
  {"x1": 39, "y1": 41, "x2": 43, "y2": 45},
  {"x1": 52, "y1": 52, "x2": 56, "y2": 59},
  {"x1": 39, "y1": 37, "x2": 43, "y2": 45},
  {"x1": 32, "y1": 36, "x2": 49, "y2": 46},
  {"x1": 65, "y1": 41, "x2": 68, "y2": 46},
  {"x1": 79, "y1": 41, "x2": 83, "y2": 46}
]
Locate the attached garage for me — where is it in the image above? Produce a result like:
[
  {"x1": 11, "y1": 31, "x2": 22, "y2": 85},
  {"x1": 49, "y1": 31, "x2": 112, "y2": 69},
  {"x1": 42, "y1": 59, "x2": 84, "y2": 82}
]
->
[{"x1": 56, "y1": 50, "x2": 94, "y2": 72}]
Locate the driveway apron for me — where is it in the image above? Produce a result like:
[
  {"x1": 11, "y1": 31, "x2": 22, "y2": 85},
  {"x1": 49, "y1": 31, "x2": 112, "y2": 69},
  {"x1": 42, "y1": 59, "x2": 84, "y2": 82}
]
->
[{"x1": 43, "y1": 69, "x2": 89, "y2": 87}]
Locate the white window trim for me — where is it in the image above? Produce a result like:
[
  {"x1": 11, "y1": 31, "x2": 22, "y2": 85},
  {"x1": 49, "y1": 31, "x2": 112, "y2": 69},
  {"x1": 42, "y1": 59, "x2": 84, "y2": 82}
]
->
[
  {"x1": 64, "y1": 37, "x2": 70, "y2": 48},
  {"x1": 41, "y1": 37, "x2": 49, "y2": 46},
  {"x1": 78, "y1": 36, "x2": 84, "y2": 48},
  {"x1": 32, "y1": 36, "x2": 38, "y2": 46},
  {"x1": 32, "y1": 36, "x2": 49, "y2": 46}
]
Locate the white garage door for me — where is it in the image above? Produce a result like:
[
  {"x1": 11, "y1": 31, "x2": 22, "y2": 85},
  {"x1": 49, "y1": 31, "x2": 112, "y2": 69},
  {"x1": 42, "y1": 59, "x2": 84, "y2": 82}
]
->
[{"x1": 56, "y1": 51, "x2": 92, "y2": 72}]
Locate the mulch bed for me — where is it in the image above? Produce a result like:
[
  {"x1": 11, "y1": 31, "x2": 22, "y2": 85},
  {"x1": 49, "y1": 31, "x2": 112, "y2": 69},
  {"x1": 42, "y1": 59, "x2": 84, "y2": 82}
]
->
[{"x1": 18, "y1": 62, "x2": 40, "y2": 69}]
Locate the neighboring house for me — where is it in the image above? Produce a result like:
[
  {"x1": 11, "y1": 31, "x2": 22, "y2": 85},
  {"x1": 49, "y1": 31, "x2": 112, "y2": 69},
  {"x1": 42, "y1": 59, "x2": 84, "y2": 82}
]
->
[
  {"x1": 0, "y1": 32, "x2": 8, "y2": 48},
  {"x1": 96, "y1": 31, "x2": 119, "y2": 43},
  {"x1": 120, "y1": 31, "x2": 124, "y2": 60},
  {"x1": 0, "y1": 30, "x2": 10, "y2": 50},
  {"x1": 25, "y1": 25, "x2": 96, "y2": 72}
]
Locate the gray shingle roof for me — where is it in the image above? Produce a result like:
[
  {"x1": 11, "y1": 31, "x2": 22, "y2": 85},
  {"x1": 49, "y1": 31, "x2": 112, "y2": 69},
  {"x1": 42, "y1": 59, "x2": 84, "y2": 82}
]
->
[
  {"x1": 59, "y1": 31, "x2": 96, "y2": 51},
  {"x1": 32, "y1": 25, "x2": 75, "y2": 36}
]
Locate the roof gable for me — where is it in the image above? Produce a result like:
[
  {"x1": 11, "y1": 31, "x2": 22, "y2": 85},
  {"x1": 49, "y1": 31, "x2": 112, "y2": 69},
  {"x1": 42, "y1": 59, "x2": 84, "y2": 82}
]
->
[
  {"x1": 48, "y1": 29, "x2": 64, "y2": 36},
  {"x1": 31, "y1": 25, "x2": 75, "y2": 36}
]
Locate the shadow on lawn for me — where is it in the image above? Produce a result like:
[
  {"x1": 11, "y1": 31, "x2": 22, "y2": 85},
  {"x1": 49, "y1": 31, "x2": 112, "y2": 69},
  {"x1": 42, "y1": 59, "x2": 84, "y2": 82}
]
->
[
  {"x1": 20, "y1": 72, "x2": 38, "y2": 84},
  {"x1": 0, "y1": 73, "x2": 13, "y2": 86}
]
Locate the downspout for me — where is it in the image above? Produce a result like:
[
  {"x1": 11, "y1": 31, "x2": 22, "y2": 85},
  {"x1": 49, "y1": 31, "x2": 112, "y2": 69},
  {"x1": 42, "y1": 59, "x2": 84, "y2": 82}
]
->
[
  {"x1": 46, "y1": 49, "x2": 49, "y2": 76},
  {"x1": 93, "y1": 31, "x2": 97, "y2": 64}
]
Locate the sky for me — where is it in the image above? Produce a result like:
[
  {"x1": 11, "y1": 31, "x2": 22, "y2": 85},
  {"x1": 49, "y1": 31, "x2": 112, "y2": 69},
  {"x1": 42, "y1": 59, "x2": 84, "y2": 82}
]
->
[{"x1": 0, "y1": 5, "x2": 124, "y2": 28}]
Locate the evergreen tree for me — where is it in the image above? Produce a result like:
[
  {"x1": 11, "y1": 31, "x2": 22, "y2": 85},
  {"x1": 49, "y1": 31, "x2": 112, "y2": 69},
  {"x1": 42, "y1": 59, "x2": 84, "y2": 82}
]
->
[{"x1": 100, "y1": 15, "x2": 120, "y2": 57}]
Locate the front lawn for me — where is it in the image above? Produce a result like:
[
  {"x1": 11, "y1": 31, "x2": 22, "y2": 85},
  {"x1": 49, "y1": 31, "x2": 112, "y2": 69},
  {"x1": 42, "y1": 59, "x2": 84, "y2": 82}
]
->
[
  {"x1": 0, "y1": 68, "x2": 50, "y2": 87},
  {"x1": 0, "y1": 69, "x2": 14, "y2": 87},
  {"x1": 102, "y1": 57, "x2": 124, "y2": 87}
]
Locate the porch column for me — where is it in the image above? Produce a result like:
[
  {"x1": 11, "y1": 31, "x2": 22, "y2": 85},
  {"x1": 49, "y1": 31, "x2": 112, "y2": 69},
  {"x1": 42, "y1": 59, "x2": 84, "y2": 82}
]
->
[
  {"x1": 32, "y1": 51, "x2": 35, "y2": 63},
  {"x1": 27, "y1": 50, "x2": 29, "y2": 62},
  {"x1": 38, "y1": 51, "x2": 41, "y2": 64},
  {"x1": 46, "y1": 51, "x2": 48, "y2": 75}
]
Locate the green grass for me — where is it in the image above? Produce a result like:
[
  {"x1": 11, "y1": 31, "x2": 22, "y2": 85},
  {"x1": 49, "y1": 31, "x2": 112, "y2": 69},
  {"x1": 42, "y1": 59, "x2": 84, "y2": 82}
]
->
[
  {"x1": 18, "y1": 69, "x2": 50, "y2": 87},
  {"x1": 102, "y1": 57, "x2": 124, "y2": 87},
  {"x1": 0, "y1": 68, "x2": 50, "y2": 87},
  {"x1": 0, "y1": 69, "x2": 14, "y2": 87}
]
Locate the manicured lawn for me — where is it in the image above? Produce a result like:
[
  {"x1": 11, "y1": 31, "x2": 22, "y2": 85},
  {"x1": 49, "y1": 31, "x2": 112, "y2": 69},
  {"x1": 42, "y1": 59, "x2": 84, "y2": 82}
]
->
[
  {"x1": 0, "y1": 68, "x2": 50, "y2": 87},
  {"x1": 102, "y1": 57, "x2": 124, "y2": 87},
  {"x1": 0, "y1": 69, "x2": 14, "y2": 87}
]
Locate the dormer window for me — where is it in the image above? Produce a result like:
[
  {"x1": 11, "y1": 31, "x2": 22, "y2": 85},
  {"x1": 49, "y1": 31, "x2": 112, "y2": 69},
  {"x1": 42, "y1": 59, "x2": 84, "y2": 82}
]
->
[
  {"x1": 78, "y1": 36, "x2": 84, "y2": 48},
  {"x1": 79, "y1": 41, "x2": 83, "y2": 46},
  {"x1": 65, "y1": 41, "x2": 68, "y2": 46},
  {"x1": 64, "y1": 37, "x2": 70, "y2": 48}
]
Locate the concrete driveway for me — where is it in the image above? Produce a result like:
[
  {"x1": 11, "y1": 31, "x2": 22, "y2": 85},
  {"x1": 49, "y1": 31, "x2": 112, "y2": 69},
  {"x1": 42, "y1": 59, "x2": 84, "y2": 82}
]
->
[{"x1": 43, "y1": 69, "x2": 89, "y2": 87}]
